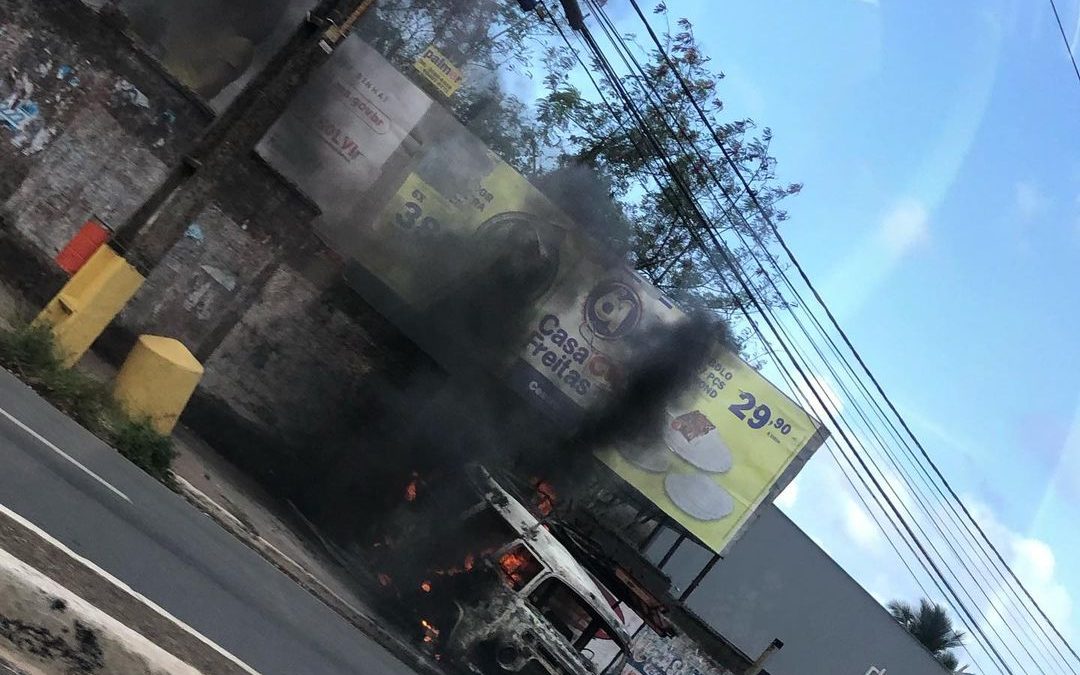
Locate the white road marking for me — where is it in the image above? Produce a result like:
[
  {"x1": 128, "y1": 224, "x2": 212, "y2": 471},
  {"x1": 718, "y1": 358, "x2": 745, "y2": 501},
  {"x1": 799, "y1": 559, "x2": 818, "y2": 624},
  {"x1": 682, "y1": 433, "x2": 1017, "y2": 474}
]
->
[
  {"x1": 0, "y1": 405, "x2": 132, "y2": 504},
  {"x1": 0, "y1": 503, "x2": 261, "y2": 675}
]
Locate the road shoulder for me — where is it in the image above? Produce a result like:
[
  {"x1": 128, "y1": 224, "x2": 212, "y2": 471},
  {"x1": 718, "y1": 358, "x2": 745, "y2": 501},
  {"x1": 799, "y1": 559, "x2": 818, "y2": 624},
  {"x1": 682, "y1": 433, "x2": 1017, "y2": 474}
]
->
[{"x1": 0, "y1": 507, "x2": 254, "y2": 675}]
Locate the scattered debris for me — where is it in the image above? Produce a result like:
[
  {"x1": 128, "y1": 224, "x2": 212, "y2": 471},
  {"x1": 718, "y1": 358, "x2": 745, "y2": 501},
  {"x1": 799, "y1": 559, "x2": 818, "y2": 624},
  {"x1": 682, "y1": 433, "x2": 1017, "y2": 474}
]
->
[
  {"x1": 0, "y1": 68, "x2": 51, "y2": 153},
  {"x1": 0, "y1": 99, "x2": 38, "y2": 133},
  {"x1": 113, "y1": 78, "x2": 149, "y2": 109},
  {"x1": 24, "y1": 127, "x2": 52, "y2": 155},
  {"x1": 199, "y1": 265, "x2": 238, "y2": 292},
  {"x1": 183, "y1": 224, "x2": 204, "y2": 242}
]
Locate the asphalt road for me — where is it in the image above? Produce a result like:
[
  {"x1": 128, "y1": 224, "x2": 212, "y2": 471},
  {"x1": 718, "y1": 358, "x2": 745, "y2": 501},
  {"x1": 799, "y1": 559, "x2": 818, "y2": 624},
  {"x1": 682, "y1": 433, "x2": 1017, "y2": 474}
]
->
[{"x1": 0, "y1": 368, "x2": 420, "y2": 675}]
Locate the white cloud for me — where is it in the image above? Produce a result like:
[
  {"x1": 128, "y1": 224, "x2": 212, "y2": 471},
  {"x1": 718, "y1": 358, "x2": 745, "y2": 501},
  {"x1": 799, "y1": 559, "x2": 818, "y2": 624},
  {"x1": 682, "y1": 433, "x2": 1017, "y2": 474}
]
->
[
  {"x1": 843, "y1": 496, "x2": 882, "y2": 550},
  {"x1": 794, "y1": 373, "x2": 845, "y2": 426},
  {"x1": 1012, "y1": 536, "x2": 1072, "y2": 629},
  {"x1": 775, "y1": 480, "x2": 799, "y2": 510},
  {"x1": 823, "y1": 198, "x2": 933, "y2": 320},
  {"x1": 967, "y1": 499, "x2": 1074, "y2": 637},
  {"x1": 1015, "y1": 180, "x2": 1048, "y2": 223},
  {"x1": 878, "y1": 200, "x2": 930, "y2": 255}
]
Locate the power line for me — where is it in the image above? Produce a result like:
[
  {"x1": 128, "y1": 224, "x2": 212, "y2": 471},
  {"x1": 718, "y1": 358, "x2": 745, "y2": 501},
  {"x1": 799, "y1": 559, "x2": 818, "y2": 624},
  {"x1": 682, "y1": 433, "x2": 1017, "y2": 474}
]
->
[
  {"x1": 553, "y1": 15, "x2": 1020, "y2": 674},
  {"x1": 617, "y1": 0, "x2": 1080, "y2": 668},
  {"x1": 579, "y1": 5, "x2": 1073, "y2": 671},
  {"x1": 1048, "y1": 0, "x2": 1080, "y2": 85},
  {"x1": 542, "y1": 2, "x2": 1080, "y2": 671},
  {"x1": 583, "y1": 3, "x2": 1078, "y2": 670}
]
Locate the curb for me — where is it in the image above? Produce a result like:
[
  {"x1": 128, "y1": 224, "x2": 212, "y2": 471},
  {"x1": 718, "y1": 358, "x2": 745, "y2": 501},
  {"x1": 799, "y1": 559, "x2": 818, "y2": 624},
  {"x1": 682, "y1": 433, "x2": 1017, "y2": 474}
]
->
[
  {"x1": 0, "y1": 546, "x2": 202, "y2": 675},
  {"x1": 172, "y1": 476, "x2": 447, "y2": 675}
]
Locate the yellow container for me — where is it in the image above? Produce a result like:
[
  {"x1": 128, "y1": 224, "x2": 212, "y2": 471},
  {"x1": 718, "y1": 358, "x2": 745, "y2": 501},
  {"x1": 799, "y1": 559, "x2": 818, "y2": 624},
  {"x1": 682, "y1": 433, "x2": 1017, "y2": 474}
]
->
[
  {"x1": 113, "y1": 335, "x2": 204, "y2": 435},
  {"x1": 35, "y1": 246, "x2": 145, "y2": 367}
]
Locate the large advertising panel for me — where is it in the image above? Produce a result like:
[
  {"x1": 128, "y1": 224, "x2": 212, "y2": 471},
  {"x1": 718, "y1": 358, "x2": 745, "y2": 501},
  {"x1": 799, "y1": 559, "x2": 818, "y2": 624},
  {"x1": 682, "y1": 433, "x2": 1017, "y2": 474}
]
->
[
  {"x1": 256, "y1": 38, "x2": 432, "y2": 225},
  {"x1": 258, "y1": 37, "x2": 827, "y2": 554}
]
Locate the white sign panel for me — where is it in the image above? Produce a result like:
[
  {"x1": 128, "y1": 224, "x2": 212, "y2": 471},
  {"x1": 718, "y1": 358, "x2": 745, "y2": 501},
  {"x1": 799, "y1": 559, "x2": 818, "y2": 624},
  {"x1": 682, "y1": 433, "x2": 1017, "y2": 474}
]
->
[{"x1": 256, "y1": 38, "x2": 431, "y2": 224}]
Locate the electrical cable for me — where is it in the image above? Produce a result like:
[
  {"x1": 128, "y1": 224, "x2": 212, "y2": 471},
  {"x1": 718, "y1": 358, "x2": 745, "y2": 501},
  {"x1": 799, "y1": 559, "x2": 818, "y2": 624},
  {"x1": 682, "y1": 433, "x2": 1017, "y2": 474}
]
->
[
  {"x1": 619, "y1": 0, "x2": 1080, "y2": 667},
  {"x1": 1048, "y1": 0, "x2": 1080, "y2": 85},
  {"x1": 584, "y1": 4, "x2": 1077, "y2": 670},
  {"x1": 544, "y1": 7, "x2": 1027, "y2": 672},
  {"x1": 568, "y1": 20, "x2": 1018, "y2": 674}
]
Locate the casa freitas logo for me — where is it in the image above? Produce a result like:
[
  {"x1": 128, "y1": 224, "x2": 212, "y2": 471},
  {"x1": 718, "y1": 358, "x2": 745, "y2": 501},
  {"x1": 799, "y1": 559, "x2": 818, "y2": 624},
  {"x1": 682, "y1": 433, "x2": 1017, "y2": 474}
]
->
[{"x1": 524, "y1": 279, "x2": 644, "y2": 399}]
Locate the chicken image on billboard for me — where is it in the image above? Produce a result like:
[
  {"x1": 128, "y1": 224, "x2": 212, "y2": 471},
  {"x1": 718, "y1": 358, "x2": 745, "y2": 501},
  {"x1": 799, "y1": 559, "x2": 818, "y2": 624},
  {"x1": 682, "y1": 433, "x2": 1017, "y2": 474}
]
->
[{"x1": 257, "y1": 37, "x2": 827, "y2": 555}]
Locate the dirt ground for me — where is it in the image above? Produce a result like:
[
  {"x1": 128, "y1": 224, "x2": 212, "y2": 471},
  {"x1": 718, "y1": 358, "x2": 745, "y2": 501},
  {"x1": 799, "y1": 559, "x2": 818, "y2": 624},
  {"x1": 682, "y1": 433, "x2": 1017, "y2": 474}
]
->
[{"x1": 0, "y1": 280, "x2": 27, "y2": 331}]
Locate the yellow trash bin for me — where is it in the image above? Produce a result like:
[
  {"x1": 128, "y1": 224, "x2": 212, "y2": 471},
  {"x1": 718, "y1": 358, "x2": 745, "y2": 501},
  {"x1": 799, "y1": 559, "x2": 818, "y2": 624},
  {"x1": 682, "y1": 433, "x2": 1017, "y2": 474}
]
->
[
  {"x1": 35, "y1": 245, "x2": 145, "y2": 367},
  {"x1": 113, "y1": 335, "x2": 204, "y2": 435}
]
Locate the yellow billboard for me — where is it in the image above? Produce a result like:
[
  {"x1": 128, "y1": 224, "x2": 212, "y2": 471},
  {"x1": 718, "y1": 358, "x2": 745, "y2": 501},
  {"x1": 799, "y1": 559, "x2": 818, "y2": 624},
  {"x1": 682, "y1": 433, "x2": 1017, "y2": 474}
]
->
[
  {"x1": 261, "y1": 39, "x2": 826, "y2": 554},
  {"x1": 363, "y1": 143, "x2": 826, "y2": 554},
  {"x1": 414, "y1": 45, "x2": 465, "y2": 97},
  {"x1": 598, "y1": 349, "x2": 825, "y2": 554}
]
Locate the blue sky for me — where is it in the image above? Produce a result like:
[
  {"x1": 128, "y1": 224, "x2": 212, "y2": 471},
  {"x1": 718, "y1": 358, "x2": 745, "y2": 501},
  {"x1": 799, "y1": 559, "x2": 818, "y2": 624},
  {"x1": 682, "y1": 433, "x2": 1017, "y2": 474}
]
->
[{"x1": 599, "y1": 0, "x2": 1080, "y2": 668}]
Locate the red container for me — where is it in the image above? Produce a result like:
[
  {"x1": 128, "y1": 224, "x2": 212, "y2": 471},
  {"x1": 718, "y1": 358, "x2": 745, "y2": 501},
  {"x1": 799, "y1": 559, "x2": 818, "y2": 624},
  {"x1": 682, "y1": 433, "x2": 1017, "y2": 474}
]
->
[{"x1": 56, "y1": 218, "x2": 111, "y2": 275}]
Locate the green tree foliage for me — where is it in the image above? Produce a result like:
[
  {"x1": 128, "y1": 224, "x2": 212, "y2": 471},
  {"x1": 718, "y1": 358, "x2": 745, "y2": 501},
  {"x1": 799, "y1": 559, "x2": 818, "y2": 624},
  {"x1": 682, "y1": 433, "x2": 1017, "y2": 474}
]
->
[
  {"x1": 888, "y1": 598, "x2": 969, "y2": 671},
  {"x1": 359, "y1": 1, "x2": 800, "y2": 326},
  {"x1": 533, "y1": 12, "x2": 800, "y2": 317}
]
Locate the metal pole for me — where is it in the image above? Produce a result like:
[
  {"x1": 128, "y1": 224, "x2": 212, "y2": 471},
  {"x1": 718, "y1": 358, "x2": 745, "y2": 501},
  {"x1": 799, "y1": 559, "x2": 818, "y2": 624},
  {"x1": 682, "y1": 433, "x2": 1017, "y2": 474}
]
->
[
  {"x1": 657, "y1": 532, "x2": 685, "y2": 569},
  {"x1": 638, "y1": 520, "x2": 664, "y2": 552},
  {"x1": 743, "y1": 638, "x2": 783, "y2": 675},
  {"x1": 678, "y1": 552, "x2": 720, "y2": 602}
]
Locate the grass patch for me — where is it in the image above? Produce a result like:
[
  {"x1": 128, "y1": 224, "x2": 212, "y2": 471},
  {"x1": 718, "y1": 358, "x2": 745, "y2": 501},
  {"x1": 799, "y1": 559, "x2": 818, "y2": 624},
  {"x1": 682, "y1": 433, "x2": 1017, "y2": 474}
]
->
[
  {"x1": 108, "y1": 417, "x2": 176, "y2": 484},
  {"x1": 0, "y1": 321, "x2": 176, "y2": 485}
]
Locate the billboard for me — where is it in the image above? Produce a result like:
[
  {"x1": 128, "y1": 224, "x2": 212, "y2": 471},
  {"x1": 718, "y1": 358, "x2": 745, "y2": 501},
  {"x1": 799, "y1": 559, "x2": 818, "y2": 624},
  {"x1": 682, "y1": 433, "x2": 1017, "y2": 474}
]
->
[
  {"x1": 256, "y1": 38, "x2": 432, "y2": 225},
  {"x1": 597, "y1": 350, "x2": 825, "y2": 555},
  {"x1": 258, "y1": 37, "x2": 826, "y2": 554},
  {"x1": 413, "y1": 45, "x2": 465, "y2": 97}
]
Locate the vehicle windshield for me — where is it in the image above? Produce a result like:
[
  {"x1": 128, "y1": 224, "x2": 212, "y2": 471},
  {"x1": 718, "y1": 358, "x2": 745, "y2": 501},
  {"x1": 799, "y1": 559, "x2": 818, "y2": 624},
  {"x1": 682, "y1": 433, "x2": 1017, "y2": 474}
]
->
[{"x1": 530, "y1": 578, "x2": 626, "y2": 671}]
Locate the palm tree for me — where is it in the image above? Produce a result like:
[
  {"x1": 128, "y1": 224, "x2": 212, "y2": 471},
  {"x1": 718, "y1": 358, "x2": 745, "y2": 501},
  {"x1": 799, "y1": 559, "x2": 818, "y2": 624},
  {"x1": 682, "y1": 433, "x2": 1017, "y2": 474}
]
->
[{"x1": 888, "y1": 599, "x2": 967, "y2": 671}]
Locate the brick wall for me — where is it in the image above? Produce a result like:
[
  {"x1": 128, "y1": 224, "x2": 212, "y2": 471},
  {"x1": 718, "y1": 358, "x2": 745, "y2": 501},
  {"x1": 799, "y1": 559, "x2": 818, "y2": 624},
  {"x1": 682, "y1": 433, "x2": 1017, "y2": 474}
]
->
[{"x1": 0, "y1": 0, "x2": 436, "y2": 512}]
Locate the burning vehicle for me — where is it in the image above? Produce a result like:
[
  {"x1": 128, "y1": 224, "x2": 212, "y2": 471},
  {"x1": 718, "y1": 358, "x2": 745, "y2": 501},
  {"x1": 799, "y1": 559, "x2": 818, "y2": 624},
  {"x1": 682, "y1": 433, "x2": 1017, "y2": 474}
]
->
[{"x1": 387, "y1": 464, "x2": 631, "y2": 675}]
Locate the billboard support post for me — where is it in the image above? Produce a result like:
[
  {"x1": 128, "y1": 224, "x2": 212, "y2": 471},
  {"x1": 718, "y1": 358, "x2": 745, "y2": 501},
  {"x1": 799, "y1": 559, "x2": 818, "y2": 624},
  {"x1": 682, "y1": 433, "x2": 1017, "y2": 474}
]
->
[
  {"x1": 680, "y1": 552, "x2": 721, "y2": 601},
  {"x1": 744, "y1": 639, "x2": 784, "y2": 675}
]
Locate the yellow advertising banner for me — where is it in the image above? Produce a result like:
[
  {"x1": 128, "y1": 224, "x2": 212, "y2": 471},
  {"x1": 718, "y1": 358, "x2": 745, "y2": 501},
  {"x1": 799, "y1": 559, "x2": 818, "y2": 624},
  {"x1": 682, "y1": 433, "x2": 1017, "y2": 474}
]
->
[
  {"x1": 366, "y1": 149, "x2": 825, "y2": 554},
  {"x1": 414, "y1": 45, "x2": 464, "y2": 97},
  {"x1": 597, "y1": 349, "x2": 824, "y2": 554},
  {"x1": 267, "y1": 41, "x2": 828, "y2": 555}
]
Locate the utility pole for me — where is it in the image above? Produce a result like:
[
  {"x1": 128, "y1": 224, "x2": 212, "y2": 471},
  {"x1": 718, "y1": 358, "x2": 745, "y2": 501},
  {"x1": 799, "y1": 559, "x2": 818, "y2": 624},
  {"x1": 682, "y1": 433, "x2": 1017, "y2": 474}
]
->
[
  {"x1": 110, "y1": 0, "x2": 378, "y2": 274},
  {"x1": 111, "y1": 0, "x2": 589, "y2": 275}
]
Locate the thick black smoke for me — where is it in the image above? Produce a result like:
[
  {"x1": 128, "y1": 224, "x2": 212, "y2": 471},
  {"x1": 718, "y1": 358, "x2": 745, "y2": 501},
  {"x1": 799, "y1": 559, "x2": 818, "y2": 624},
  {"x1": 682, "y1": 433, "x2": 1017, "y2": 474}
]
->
[
  {"x1": 303, "y1": 154, "x2": 726, "y2": 591},
  {"x1": 118, "y1": 0, "x2": 300, "y2": 100}
]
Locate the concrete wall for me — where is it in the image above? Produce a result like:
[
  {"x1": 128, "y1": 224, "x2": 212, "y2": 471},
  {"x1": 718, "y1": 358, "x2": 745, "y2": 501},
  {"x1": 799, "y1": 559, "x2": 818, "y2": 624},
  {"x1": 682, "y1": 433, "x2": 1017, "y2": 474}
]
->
[
  {"x1": 646, "y1": 506, "x2": 949, "y2": 675},
  {"x1": 0, "y1": 0, "x2": 434, "y2": 513}
]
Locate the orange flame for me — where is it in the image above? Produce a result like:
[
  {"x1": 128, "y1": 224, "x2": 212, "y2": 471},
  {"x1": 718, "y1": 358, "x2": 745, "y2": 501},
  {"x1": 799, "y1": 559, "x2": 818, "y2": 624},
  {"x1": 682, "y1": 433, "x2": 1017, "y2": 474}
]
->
[
  {"x1": 421, "y1": 619, "x2": 440, "y2": 644},
  {"x1": 420, "y1": 581, "x2": 432, "y2": 593},
  {"x1": 534, "y1": 478, "x2": 557, "y2": 516},
  {"x1": 499, "y1": 548, "x2": 536, "y2": 588},
  {"x1": 405, "y1": 477, "x2": 418, "y2": 502},
  {"x1": 433, "y1": 550, "x2": 483, "y2": 578}
]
